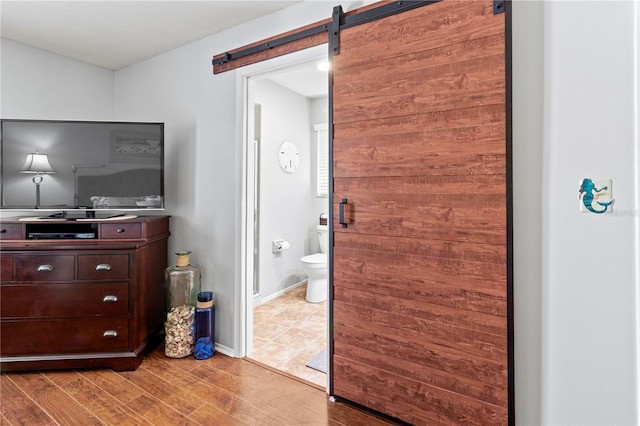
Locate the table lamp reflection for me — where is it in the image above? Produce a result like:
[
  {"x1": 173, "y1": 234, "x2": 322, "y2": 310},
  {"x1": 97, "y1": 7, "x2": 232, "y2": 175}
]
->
[{"x1": 19, "y1": 150, "x2": 56, "y2": 208}]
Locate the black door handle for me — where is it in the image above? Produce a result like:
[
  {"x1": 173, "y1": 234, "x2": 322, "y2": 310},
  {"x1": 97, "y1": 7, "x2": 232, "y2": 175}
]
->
[{"x1": 339, "y1": 198, "x2": 348, "y2": 228}]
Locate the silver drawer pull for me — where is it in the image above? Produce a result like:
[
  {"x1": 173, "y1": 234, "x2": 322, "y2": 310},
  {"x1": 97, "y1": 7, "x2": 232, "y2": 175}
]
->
[
  {"x1": 116, "y1": 228, "x2": 125, "y2": 233},
  {"x1": 103, "y1": 330, "x2": 119, "y2": 338},
  {"x1": 95, "y1": 264, "x2": 112, "y2": 271},
  {"x1": 37, "y1": 264, "x2": 54, "y2": 272},
  {"x1": 102, "y1": 295, "x2": 118, "y2": 303}
]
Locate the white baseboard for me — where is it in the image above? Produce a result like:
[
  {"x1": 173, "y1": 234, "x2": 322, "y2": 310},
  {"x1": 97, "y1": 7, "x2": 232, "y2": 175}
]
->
[
  {"x1": 214, "y1": 342, "x2": 235, "y2": 357},
  {"x1": 257, "y1": 280, "x2": 307, "y2": 306}
]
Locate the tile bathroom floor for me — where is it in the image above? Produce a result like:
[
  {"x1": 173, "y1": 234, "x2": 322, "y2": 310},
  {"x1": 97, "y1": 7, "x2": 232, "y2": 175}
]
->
[{"x1": 249, "y1": 284, "x2": 327, "y2": 388}]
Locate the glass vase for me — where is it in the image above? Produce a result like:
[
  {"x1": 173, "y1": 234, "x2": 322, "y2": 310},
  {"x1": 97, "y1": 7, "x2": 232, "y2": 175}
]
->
[{"x1": 164, "y1": 250, "x2": 201, "y2": 358}]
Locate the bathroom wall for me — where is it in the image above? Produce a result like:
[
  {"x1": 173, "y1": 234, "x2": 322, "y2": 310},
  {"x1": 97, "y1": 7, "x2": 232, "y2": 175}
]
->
[{"x1": 254, "y1": 78, "x2": 315, "y2": 302}]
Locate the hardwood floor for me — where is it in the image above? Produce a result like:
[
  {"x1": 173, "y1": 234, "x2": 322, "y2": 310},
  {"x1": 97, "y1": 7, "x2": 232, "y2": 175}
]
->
[{"x1": 1, "y1": 344, "x2": 396, "y2": 425}]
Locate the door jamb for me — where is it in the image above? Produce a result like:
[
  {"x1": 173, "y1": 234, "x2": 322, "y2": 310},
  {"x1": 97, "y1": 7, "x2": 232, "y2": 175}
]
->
[{"x1": 237, "y1": 44, "x2": 329, "y2": 361}]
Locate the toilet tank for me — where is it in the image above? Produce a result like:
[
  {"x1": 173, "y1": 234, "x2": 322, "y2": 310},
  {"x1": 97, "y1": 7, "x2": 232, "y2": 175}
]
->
[{"x1": 317, "y1": 224, "x2": 329, "y2": 253}]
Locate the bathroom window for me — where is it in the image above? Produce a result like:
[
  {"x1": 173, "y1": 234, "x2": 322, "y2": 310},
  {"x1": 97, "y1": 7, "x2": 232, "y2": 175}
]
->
[{"x1": 315, "y1": 123, "x2": 328, "y2": 197}]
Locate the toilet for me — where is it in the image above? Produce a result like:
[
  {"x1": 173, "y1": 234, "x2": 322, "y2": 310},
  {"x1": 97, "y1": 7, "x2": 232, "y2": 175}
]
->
[{"x1": 301, "y1": 224, "x2": 328, "y2": 303}]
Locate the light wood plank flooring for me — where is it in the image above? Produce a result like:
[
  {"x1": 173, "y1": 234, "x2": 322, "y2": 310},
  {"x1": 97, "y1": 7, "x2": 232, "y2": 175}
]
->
[
  {"x1": 250, "y1": 284, "x2": 327, "y2": 388},
  {"x1": 1, "y1": 343, "x2": 396, "y2": 425}
]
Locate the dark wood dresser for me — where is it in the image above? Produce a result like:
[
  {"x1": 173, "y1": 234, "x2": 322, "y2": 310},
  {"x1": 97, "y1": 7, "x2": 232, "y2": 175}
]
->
[{"x1": 0, "y1": 215, "x2": 170, "y2": 371}]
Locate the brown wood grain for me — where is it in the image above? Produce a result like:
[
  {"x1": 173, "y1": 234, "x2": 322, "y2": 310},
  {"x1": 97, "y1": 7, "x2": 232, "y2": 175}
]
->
[
  {"x1": 1, "y1": 347, "x2": 397, "y2": 425},
  {"x1": 333, "y1": 60, "x2": 505, "y2": 124},
  {"x1": 1, "y1": 216, "x2": 170, "y2": 372},
  {"x1": 14, "y1": 254, "x2": 75, "y2": 281},
  {"x1": 130, "y1": 237, "x2": 168, "y2": 345},
  {"x1": 1, "y1": 317, "x2": 129, "y2": 355},
  {"x1": 332, "y1": 1, "x2": 502, "y2": 71},
  {"x1": 5, "y1": 372, "x2": 104, "y2": 425},
  {"x1": 213, "y1": 20, "x2": 330, "y2": 74},
  {"x1": 333, "y1": 258, "x2": 507, "y2": 317},
  {"x1": 1, "y1": 282, "x2": 129, "y2": 317},
  {"x1": 188, "y1": 402, "x2": 252, "y2": 426},
  {"x1": 331, "y1": 0, "x2": 508, "y2": 423},
  {"x1": 335, "y1": 104, "x2": 505, "y2": 139},
  {"x1": 333, "y1": 195, "x2": 507, "y2": 246},
  {"x1": 117, "y1": 367, "x2": 203, "y2": 416},
  {"x1": 334, "y1": 245, "x2": 507, "y2": 290},
  {"x1": 333, "y1": 339, "x2": 507, "y2": 409},
  {"x1": 0, "y1": 374, "x2": 57, "y2": 425},
  {"x1": 334, "y1": 231, "x2": 506, "y2": 264},
  {"x1": 77, "y1": 254, "x2": 130, "y2": 280},
  {"x1": 126, "y1": 393, "x2": 197, "y2": 425},
  {"x1": 188, "y1": 355, "x2": 329, "y2": 423},
  {"x1": 334, "y1": 123, "x2": 506, "y2": 177},
  {"x1": 77, "y1": 368, "x2": 146, "y2": 404},
  {"x1": 334, "y1": 297, "x2": 506, "y2": 362},
  {"x1": 61, "y1": 377, "x2": 152, "y2": 425},
  {"x1": 333, "y1": 286, "x2": 506, "y2": 337},
  {"x1": 39, "y1": 369, "x2": 83, "y2": 387},
  {"x1": 333, "y1": 355, "x2": 507, "y2": 426},
  {"x1": 0, "y1": 254, "x2": 13, "y2": 280}
]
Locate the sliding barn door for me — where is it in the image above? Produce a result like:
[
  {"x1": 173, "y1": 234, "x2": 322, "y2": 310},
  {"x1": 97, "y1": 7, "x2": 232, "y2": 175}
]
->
[{"x1": 330, "y1": 1, "x2": 510, "y2": 424}]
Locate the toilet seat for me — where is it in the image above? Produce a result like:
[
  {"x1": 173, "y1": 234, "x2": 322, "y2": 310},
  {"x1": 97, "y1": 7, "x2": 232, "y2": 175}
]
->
[{"x1": 301, "y1": 253, "x2": 326, "y2": 265}]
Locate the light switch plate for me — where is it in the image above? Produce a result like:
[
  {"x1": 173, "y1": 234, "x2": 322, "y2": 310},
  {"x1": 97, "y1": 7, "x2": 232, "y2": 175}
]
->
[{"x1": 579, "y1": 178, "x2": 614, "y2": 214}]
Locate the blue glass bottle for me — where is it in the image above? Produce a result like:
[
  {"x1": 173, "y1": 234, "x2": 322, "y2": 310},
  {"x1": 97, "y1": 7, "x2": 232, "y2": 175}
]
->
[{"x1": 194, "y1": 291, "x2": 215, "y2": 360}]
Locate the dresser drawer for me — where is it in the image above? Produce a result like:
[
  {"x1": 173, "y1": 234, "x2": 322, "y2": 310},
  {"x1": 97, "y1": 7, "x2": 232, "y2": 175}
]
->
[
  {"x1": 0, "y1": 223, "x2": 22, "y2": 240},
  {"x1": 1, "y1": 317, "x2": 129, "y2": 355},
  {"x1": 101, "y1": 223, "x2": 142, "y2": 239},
  {"x1": 78, "y1": 254, "x2": 129, "y2": 280},
  {"x1": 1, "y1": 283, "x2": 129, "y2": 318},
  {"x1": 1, "y1": 255, "x2": 13, "y2": 281},
  {"x1": 14, "y1": 255, "x2": 75, "y2": 281}
]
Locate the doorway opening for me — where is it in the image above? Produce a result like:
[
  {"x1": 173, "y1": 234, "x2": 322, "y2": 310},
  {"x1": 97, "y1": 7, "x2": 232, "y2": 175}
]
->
[{"x1": 241, "y1": 45, "x2": 329, "y2": 388}]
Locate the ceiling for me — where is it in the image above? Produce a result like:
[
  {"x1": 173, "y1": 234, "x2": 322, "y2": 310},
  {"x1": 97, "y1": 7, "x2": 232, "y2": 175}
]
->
[
  {"x1": 0, "y1": 1, "x2": 304, "y2": 71},
  {"x1": 264, "y1": 60, "x2": 329, "y2": 98},
  {"x1": 0, "y1": 0, "x2": 328, "y2": 97}
]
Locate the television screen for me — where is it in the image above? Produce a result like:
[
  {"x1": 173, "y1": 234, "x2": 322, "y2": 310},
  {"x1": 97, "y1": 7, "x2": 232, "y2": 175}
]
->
[{"x1": 1, "y1": 119, "x2": 164, "y2": 213}]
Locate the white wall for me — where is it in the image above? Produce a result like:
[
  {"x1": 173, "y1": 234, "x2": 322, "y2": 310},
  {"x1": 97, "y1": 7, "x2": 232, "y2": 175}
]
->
[
  {"x1": 254, "y1": 78, "x2": 312, "y2": 300},
  {"x1": 0, "y1": 38, "x2": 115, "y2": 213},
  {"x1": 540, "y1": 1, "x2": 638, "y2": 424},
  {"x1": 0, "y1": 38, "x2": 114, "y2": 119},
  {"x1": 513, "y1": 1, "x2": 639, "y2": 423},
  {"x1": 512, "y1": 1, "x2": 544, "y2": 424}
]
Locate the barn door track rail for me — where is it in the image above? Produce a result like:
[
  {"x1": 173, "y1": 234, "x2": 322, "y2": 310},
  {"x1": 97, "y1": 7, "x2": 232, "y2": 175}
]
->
[
  {"x1": 212, "y1": 22, "x2": 330, "y2": 66},
  {"x1": 212, "y1": 0, "x2": 443, "y2": 72}
]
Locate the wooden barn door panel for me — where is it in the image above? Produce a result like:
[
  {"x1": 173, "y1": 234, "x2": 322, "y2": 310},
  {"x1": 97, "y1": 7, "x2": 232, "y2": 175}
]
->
[{"x1": 330, "y1": 1, "x2": 509, "y2": 424}]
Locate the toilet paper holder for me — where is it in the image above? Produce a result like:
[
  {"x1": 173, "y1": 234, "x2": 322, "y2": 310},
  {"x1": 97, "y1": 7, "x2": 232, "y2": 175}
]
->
[{"x1": 272, "y1": 239, "x2": 290, "y2": 253}]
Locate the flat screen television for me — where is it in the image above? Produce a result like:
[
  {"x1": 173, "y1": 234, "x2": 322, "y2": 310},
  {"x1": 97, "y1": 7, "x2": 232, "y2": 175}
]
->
[{"x1": 1, "y1": 119, "x2": 164, "y2": 216}]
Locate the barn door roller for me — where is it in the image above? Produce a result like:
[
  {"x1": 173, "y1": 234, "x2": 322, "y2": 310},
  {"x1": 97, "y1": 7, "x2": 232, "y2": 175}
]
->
[
  {"x1": 331, "y1": 1, "x2": 442, "y2": 57},
  {"x1": 330, "y1": 6, "x2": 343, "y2": 57},
  {"x1": 343, "y1": 0, "x2": 439, "y2": 28}
]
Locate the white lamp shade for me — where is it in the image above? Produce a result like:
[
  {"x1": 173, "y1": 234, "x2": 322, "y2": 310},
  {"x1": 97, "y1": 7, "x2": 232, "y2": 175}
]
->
[{"x1": 19, "y1": 152, "x2": 56, "y2": 174}]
